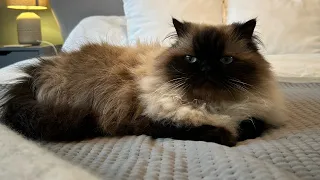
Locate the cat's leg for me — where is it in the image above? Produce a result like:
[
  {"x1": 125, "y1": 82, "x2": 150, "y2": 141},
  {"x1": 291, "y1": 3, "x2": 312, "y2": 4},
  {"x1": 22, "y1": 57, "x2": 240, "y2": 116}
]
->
[
  {"x1": 147, "y1": 117, "x2": 268, "y2": 145},
  {"x1": 146, "y1": 120, "x2": 237, "y2": 146},
  {"x1": 141, "y1": 99, "x2": 239, "y2": 145},
  {"x1": 140, "y1": 108, "x2": 239, "y2": 146},
  {"x1": 143, "y1": 106, "x2": 272, "y2": 145}
]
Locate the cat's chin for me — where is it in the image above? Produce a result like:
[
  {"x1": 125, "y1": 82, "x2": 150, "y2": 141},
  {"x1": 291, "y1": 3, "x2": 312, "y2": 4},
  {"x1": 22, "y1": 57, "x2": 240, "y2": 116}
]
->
[
  {"x1": 192, "y1": 78, "x2": 223, "y2": 88},
  {"x1": 188, "y1": 85, "x2": 238, "y2": 103}
]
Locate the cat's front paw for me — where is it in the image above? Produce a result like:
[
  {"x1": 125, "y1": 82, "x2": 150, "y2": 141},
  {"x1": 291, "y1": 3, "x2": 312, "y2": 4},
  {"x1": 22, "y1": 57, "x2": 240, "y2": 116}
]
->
[
  {"x1": 237, "y1": 117, "x2": 267, "y2": 141},
  {"x1": 148, "y1": 121, "x2": 237, "y2": 146},
  {"x1": 187, "y1": 125, "x2": 237, "y2": 146}
]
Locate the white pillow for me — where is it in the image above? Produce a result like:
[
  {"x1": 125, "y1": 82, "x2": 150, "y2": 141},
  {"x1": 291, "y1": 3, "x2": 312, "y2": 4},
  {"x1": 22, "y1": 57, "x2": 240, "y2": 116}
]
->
[
  {"x1": 226, "y1": 0, "x2": 320, "y2": 55},
  {"x1": 267, "y1": 54, "x2": 320, "y2": 80},
  {"x1": 123, "y1": 0, "x2": 224, "y2": 46},
  {"x1": 62, "y1": 16, "x2": 128, "y2": 52}
]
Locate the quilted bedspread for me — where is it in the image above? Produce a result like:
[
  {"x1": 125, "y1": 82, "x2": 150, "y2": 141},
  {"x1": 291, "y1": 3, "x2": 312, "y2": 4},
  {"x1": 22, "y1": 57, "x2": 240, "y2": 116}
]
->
[{"x1": 22, "y1": 82, "x2": 316, "y2": 180}]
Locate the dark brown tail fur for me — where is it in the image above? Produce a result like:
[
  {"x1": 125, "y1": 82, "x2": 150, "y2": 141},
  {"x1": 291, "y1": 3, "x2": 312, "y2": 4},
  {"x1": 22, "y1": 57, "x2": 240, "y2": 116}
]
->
[{"x1": 0, "y1": 65, "x2": 102, "y2": 141}]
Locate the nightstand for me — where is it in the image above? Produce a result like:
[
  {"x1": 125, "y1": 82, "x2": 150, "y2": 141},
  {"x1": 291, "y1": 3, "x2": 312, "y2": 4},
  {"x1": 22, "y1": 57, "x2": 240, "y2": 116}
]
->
[{"x1": 0, "y1": 45, "x2": 62, "y2": 68}]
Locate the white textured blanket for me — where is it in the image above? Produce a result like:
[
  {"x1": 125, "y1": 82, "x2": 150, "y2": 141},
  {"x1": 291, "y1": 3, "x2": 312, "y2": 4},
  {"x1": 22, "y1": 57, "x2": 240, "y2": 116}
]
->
[
  {"x1": 33, "y1": 82, "x2": 319, "y2": 180},
  {"x1": 0, "y1": 124, "x2": 99, "y2": 180},
  {"x1": 1, "y1": 63, "x2": 320, "y2": 179}
]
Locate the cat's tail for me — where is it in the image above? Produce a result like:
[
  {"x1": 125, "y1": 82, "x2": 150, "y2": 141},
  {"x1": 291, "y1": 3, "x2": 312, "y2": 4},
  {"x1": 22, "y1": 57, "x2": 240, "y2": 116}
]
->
[{"x1": 0, "y1": 64, "x2": 102, "y2": 141}]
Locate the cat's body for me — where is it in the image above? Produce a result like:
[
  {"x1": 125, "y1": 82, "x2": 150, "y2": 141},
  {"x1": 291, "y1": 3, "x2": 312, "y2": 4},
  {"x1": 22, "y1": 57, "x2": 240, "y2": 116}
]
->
[{"x1": 0, "y1": 19, "x2": 286, "y2": 146}]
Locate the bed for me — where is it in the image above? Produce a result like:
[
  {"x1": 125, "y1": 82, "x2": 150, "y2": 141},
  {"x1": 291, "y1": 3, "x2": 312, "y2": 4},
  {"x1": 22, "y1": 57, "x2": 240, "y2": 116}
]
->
[{"x1": 1, "y1": 1, "x2": 320, "y2": 180}]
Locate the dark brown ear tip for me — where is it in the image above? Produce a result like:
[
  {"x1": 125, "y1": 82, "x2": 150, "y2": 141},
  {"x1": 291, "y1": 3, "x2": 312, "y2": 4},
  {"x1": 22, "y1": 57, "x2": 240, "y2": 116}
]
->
[
  {"x1": 172, "y1": 17, "x2": 182, "y2": 25},
  {"x1": 246, "y1": 18, "x2": 257, "y2": 26},
  {"x1": 172, "y1": 18, "x2": 189, "y2": 37},
  {"x1": 249, "y1": 18, "x2": 257, "y2": 22}
]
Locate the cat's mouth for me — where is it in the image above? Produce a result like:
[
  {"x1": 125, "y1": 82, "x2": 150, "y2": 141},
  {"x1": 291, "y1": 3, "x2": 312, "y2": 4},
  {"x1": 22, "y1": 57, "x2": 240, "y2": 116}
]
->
[
  {"x1": 194, "y1": 76, "x2": 225, "y2": 89},
  {"x1": 187, "y1": 77, "x2": 242, "y2": 103}
]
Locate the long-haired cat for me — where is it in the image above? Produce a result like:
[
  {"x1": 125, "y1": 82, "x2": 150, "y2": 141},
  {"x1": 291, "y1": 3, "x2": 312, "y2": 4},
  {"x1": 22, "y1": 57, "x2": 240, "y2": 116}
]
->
[{"x1": 0, "y1": 18, "x2": 286, "y2": 146}]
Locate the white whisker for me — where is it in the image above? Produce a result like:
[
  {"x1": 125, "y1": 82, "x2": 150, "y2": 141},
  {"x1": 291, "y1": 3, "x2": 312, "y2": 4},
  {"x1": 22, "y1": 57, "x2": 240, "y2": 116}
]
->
[
  {"x1": 171, "y1": 65, "x2": 187, "y2": 75},
  {"x1": 228, "y1": 77, "x2": 266, "y2": 97},
  {"x1": 154, "y1": 77, "x2": 190, "y2": 100},
  {"x1": 249, "y1": 117, "x2": 257, "y2": 131},
  {"x1": 229, "y1": 78, "x2": 253, "y2": 87},
  {"x1": 228, "y1": 81, "x2": 249, "y2": 93},
  {"x1": 151, "y1": 77, "x2": 187, "y2": 95},
  {"x1": 222, "y1": 81, "x2": 236, "y2": 101}
]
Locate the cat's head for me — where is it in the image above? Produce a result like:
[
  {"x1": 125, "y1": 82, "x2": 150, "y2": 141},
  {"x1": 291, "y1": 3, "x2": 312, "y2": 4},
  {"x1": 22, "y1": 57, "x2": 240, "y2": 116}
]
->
[{"x1": 156, "y1": 18, "x2": 272, "y2": 102}]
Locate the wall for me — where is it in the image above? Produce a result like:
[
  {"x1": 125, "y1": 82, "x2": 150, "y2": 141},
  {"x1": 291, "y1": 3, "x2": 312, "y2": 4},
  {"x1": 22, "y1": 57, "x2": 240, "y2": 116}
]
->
[
  {"x1": 50, "y1": 0, "x2": 124, "y2": 40},
  {"x1": 0, "y1": 0, "x2": 63, "y2": 46}
]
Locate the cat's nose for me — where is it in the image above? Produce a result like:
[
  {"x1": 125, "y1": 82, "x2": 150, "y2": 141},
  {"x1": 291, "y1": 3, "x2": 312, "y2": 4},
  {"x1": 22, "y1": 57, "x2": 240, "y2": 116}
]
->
[{"x1": 201, "y1": 66, "x2": 211, "y2": 72}]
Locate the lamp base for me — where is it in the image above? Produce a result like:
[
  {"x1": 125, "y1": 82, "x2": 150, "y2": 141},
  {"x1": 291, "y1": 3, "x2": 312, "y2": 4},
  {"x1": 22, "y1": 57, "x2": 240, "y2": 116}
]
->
[{"x1": 16, "y1": 12, "x2": 42, "y2": 46}]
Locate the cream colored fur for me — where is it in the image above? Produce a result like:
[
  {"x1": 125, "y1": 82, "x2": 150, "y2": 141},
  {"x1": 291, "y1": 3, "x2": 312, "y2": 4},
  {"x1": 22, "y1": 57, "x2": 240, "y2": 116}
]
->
[
  {"x1": 31, "y1": 42, "x2": 286, "y2": 137},
  {"x1": 139, "y1": 61, "x2": 287, "y2": 136}
]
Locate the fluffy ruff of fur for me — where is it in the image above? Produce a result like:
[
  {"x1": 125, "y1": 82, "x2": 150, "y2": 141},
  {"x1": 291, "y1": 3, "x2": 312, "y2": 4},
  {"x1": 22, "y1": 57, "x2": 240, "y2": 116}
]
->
[{"x1": 0, "y1": 19, "x2": 286, "y2": 146}]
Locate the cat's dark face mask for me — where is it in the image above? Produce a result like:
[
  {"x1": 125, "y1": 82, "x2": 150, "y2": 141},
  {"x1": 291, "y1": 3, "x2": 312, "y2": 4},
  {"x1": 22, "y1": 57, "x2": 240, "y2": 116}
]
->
[{"x1": 160, "y1": 18, "x2": 272, "y2": 102}]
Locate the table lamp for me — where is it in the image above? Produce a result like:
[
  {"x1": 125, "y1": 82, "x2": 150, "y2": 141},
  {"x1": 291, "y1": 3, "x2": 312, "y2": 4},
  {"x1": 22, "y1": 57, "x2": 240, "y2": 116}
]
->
[{"x1": 6, "y1": 0, "x2": 49, "y2": 46}]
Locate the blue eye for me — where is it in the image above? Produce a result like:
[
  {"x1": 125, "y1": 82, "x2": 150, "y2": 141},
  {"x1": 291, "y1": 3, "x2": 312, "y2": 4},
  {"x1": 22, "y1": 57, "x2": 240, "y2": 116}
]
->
[
  {"x1": 185, "y1": 55, "x2": 198, "y2": 63},
  {"x1": 220, "y1": 56, "x2": 233, "y2": 64}
]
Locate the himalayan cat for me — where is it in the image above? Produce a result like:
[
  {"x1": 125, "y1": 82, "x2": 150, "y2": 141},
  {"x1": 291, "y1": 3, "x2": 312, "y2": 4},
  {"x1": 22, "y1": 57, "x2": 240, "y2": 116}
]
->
[{"x1": 0, "y1": 18, "x2": 286, "y2": 146}]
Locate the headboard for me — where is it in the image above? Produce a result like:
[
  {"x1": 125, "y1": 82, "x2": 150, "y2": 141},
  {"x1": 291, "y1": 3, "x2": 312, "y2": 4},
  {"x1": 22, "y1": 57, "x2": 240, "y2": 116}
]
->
[{"x1": 50, "y1": 0, "x2": 124, "y2": 40}]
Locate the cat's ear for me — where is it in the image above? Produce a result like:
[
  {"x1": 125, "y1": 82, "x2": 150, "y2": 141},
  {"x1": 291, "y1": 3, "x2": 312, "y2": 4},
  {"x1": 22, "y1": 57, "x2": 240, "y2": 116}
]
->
[
  {"x1": 172, "y1": 18, "x2": 190, "y2": 37},
  {"x1": 235, "y1": 18, "x2": 257, "y2": 39}
]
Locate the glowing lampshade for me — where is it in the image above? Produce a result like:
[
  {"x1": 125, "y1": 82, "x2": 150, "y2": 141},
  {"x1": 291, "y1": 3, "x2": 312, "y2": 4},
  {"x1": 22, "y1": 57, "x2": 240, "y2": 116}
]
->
[{"x1": 6, "y1": 0, "x2": 48, "y2": 10}]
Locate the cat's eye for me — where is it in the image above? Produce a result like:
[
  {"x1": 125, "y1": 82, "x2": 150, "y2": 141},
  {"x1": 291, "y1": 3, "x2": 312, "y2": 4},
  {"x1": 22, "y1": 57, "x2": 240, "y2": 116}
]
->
[
  {"x1": 220, "y1": 56, "x2": 234, "y2": 64},
  {"x1": 184, "y1": 55, "x2": 198, "y2": 63}
]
